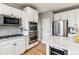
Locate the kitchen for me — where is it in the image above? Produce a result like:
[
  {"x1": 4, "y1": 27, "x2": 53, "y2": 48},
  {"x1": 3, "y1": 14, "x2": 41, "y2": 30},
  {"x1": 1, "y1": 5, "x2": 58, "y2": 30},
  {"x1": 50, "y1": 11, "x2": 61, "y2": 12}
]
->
[{"x1": 0, "y1": 3, "x2": 79, "y2": 55}]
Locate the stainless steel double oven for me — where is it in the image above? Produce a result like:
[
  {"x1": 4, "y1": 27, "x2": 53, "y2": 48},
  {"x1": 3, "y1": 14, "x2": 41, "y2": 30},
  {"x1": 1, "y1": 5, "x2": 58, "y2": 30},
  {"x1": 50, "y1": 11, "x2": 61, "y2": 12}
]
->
[{"x1": 29, "y1": 22, "x2": 38, "y2": 44}]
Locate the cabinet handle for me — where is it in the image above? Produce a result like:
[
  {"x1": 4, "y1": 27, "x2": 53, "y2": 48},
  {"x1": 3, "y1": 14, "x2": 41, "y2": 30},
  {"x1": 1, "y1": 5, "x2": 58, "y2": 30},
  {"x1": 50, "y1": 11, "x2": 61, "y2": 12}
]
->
[
  {"x1": 14, "y1": 44, "x2": 17, "y2": 45},
  {"x1": 11, "y1": 14, "x2": 13, "y2": 16}
]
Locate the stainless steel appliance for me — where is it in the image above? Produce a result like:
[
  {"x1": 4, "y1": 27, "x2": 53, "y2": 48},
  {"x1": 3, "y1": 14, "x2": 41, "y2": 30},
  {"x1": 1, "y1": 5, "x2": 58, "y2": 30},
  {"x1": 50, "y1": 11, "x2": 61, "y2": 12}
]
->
[
  {"x1": 0, "y1": 14, "x2": 21, "y2": 26},
  {"x1": 29, "y1": 22, "x2": 38, "y2": 44},
  {"x1": 49, "y1": 46, "x2": 68, "y2": 55},
  {"x1": 68, "y1": 27, "x2": 76, "y2": 34},
  {"x1": 54, "y1": 20, "x2": 68, "y2": 37}
]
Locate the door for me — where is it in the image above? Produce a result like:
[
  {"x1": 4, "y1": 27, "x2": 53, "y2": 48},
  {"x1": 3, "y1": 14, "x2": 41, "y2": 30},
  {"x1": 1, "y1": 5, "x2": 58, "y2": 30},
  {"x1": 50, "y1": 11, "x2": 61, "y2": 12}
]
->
[
  {"x1": 1, "y1": 42, "x2": 14, "y2": 55},
  {"x1": 42, "y1": 18, "x2": 51, "y2": 41}
]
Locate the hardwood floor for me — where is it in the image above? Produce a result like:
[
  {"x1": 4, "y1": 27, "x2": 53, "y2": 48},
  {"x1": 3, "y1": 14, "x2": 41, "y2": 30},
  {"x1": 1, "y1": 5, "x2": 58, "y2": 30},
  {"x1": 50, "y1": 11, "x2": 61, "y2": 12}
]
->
[{"x1": 23, "y1": 42, "x2": 46, "y2": 55}]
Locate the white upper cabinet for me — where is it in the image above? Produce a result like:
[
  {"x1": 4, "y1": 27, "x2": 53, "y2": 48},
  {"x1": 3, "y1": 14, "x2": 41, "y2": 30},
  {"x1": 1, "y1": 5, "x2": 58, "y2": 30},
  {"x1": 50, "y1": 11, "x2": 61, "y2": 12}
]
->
[
  {"x1": 0, "y1": 4, "x2": 23, "y2": 18},
  {"x1": 23, "y1": 6, "x2": 38, "y2": 22},
  {"x1": 12, "y1": 7, "x2": 23, "y2": 18},
  {"x1": 54, "y1": 12, "x2": 68, "y2": 21},
  {"x1": 75, "y1": 9, "x2": 79, "y2": 27},
  {"x1": 22, "y1": 12, "x2": 29, "y2": 29},
  {"x1": 60, "y1": 12, "x2": 68, "y2": 20},
  {"x1": 0, "y1": 4, "x2": 12, "y2": 16},
  {"x1": 54, "y1": 9, "x2": 77, "y2": 27},
  {"x1": 67, "y1": 10, "x2": 76, "y2": 27},
  {"x1": 33, "y1": 10, "x2": 38, "y2": 22},
  {"x1": 54, "y1": 13, "x2": 61, "y2": 21}
]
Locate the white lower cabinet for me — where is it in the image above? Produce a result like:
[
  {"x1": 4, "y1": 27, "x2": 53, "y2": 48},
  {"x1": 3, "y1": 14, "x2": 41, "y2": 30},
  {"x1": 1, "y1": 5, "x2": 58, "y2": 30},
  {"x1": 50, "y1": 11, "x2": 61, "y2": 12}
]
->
[
  {"x1": 14, "y1": 39, "x2": 25, "y2": 55},
  {"x1": 1, "y1": 42, "x2": 14, "y2": 55},
  {"x1": 0, "y1": 37, "x2": 26, "y2": 55}
]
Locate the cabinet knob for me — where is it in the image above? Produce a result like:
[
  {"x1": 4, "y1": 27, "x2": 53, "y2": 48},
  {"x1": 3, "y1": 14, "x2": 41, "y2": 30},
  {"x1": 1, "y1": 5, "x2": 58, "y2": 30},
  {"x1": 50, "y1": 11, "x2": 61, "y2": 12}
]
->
[
  {"x1": 14, "y1": 44, "x2": 17, "y2": 45},
  {"x1": 11, "y1": 14, "x2": 13, "y2": 16}
]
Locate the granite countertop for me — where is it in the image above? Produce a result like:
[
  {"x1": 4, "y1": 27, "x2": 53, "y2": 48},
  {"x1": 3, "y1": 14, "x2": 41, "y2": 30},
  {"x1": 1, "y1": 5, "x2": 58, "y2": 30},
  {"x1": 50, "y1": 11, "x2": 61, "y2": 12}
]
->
[
  {"x1": 43, "y1": 36, "x2": 79, "y2": 55},
  {"x1": 0, "y1": 35, "x2": 25, "y2": 46},
  {"x1": 0, "y1": 34, "x2": 24, "y2": 39}
]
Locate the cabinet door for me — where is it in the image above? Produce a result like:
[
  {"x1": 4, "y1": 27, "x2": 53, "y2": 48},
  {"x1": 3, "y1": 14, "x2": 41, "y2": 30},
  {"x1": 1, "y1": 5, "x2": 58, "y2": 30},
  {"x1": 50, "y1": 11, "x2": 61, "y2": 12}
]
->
[
  {"x1": 12, "y1": 8, "x2": 23, "y2": 18},
  {"x1": 23, "y1": 7, "x2": 38, "y2": 22},
  {"x1": 68, "y1": 10, "x2": 76, "y2": 27},
  {"x1": 60, "y1": 12, "x2": 68, "y2": 20},
  {"x1": 14, "y1": 38, "x2": 25, "y2": 55},
  {"x1": 76, "y1": 10, "x2": 79, "y2": 27},
  {"x1": 22, "y1": 12, "x2": 29, "y2": 29},
  {"x1": 22, "y1": 12, "x2": 29, "y2": 35},
  {"x1": 1, "y1": 42, "x2": 14, "y2": 55},
  {"x1": 0, "y1": 4, "x2": 12, "y2": 16},
  {"x1": 24, "y1": 7, "x2": 33, "y2": 21},
  {"x1": 33, "y1": 10, "x2": 38, "y2": 22},
  {"x1": 54, "y1": 13, "x2": 61, "y2": 21}
]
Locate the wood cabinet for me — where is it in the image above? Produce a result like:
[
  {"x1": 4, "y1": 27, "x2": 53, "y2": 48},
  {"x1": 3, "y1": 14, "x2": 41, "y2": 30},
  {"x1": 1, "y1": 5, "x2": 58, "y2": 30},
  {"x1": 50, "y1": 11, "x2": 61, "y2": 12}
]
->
[{"x1": 0, "y1": 37, "x2": 25, "y2": 55}]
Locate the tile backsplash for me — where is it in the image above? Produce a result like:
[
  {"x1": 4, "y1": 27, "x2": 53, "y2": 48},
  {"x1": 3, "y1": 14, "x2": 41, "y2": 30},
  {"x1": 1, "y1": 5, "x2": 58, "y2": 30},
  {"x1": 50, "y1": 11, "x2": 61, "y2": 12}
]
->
[{"x1": 0, "y1": 26, "x2": 21, "y2": 36}]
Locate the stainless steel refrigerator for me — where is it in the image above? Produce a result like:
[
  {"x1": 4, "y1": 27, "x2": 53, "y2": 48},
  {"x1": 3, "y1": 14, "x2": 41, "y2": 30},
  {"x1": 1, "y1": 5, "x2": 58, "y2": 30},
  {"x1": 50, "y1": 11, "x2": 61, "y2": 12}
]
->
[{"x1": 54, "y1": 20, "x2": 68, "y2": 37}]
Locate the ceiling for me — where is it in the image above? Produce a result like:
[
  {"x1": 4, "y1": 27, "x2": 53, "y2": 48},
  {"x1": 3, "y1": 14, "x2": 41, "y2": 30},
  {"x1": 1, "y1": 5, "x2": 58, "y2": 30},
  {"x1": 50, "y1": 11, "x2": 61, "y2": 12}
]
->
[{"x1": 4, "y1": 3, "x2": 79, "y2": 13}]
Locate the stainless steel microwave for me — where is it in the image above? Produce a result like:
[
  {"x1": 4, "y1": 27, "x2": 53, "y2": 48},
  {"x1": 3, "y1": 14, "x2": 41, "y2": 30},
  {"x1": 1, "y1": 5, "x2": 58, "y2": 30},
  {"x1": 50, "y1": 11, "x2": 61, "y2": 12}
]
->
[{"x1": 0, "y1": 14, "x2": 21, "y2": 26}]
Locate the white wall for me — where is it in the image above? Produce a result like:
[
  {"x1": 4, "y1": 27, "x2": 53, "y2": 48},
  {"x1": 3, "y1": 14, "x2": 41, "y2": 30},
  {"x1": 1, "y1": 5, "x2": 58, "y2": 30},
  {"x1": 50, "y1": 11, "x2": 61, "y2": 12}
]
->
[{"x1": 0, "y1": 26, "x2": 21, "y2": 36}]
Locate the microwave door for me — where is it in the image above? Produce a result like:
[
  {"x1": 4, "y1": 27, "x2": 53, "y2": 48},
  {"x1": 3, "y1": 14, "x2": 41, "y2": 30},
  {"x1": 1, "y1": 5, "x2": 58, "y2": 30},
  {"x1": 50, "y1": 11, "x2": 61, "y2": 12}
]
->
[{"x1": 4, "y1": 17, "x2": 20, "y2": 25}]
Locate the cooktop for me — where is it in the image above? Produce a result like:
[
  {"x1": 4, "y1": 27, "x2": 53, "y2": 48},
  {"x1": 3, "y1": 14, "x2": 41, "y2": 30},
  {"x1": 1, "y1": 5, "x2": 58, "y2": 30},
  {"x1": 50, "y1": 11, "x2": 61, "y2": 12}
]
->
[{"x1": 0, "y1": 34, "x2": 23, "y2": 39}]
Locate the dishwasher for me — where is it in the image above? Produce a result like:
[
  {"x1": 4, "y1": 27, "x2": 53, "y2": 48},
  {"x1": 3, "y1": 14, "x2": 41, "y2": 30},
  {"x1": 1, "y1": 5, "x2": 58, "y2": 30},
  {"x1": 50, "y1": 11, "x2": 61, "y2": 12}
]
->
[{"x1": 49, "y1": 46, "x2": 68, "y2": 55}]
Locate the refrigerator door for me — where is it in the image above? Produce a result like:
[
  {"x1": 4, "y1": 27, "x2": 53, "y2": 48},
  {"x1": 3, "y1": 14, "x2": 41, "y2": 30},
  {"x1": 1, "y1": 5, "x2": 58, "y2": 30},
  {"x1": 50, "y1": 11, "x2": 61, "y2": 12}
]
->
[
  {"x1": 54, "y1": 21, "x2": 59, "y2": 36},
  {"x1": 59, "y1": 20, "x2": 68, "y2": 37},
  {"x1": 54, "y1": 20, "x2": 68, "y2": 37},
  {"x1": 59, "y1": 21, "x2": 64, "y2": 36}
]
